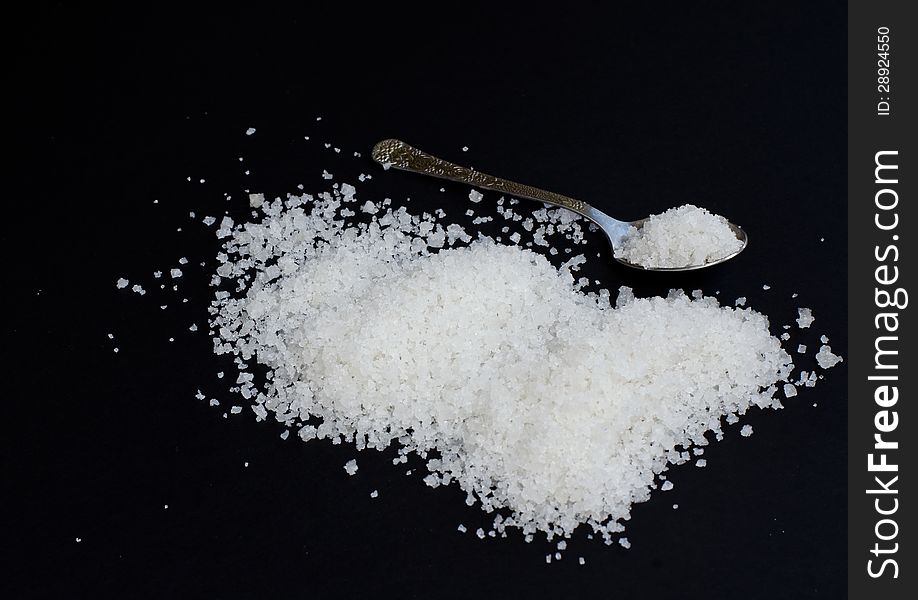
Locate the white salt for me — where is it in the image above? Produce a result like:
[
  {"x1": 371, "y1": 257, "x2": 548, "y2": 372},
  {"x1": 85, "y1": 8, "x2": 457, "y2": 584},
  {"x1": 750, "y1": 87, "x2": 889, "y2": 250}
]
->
[
  {"x1": 783, "y1": 383, "x2": 797, "y2": 398},
  {"x1": 245, "y1": 127, "x2": 256, "y2": 135},
  {"x1": 344, "y1": 459, "x2": 358, "y2": 476},
  {"x1": 740, "y1": 424, "x2": 754, "y2": 437},
  {"x1": 797, "y1": 344, "x2": 807, "y2": 354},
  {"x1": 116, "y1": 278, "x2": 129, "y2": 289},
  {"x1": 370, "y1": 490, "x2": 378, "y2": 498},
  {"x1": 614, "y1": 204, "x2": 743, "y2": 268},
  {"x1": 207, "y1": 185, "x2": 796, "y2": 543}
]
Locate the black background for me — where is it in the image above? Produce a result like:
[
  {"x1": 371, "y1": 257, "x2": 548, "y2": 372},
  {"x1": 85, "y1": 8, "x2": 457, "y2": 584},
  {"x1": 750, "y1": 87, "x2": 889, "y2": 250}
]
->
[{"x1": 9, "y1": 3, "x2": 847, "y2": 598}]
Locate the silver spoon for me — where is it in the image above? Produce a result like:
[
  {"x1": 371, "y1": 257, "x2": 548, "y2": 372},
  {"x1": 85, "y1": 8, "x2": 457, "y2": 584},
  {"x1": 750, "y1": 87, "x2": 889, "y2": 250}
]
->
[{"x1": 371, "y1": 139, "x2": 747, "y2": 271}]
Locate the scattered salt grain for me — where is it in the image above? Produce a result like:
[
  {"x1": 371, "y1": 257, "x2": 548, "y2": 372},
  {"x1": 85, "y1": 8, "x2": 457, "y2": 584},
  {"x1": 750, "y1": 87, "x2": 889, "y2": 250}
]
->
[
  {"x1": 796, "y1": 308, "x2": 814, "y2": 329},
  {"x1": 619, "y1": 537, "x2": 631, "y2": 549},
  {"x1": 784, "y1": 384, "x2": 797, "y2": 398},
  {"x1": 131, "y1": 284, "x2": 145, "y2": 295},
  {"x1": 457, "y1": 524, "x2": 467, "y2": 533},
  {"x1": 735, "y1": 297, "x2": 746, "y2": 307},
  {"x1": 249, "y1": 193, "x2": 265, "y2": 208},
  {"x1": 661, "y1": 481, "x2": 675, "y2": 491},
  {"x1": 170, "y1": 268, "x2": 182, "y2": 278},
  {"x1": 762, "y1": 284, "x2": 771, "y2": 290},
  {"x1": 695, "y1": 459, "x2": 707, "y2": 467},
  {"x1": 245, "y1": 127, "x2": 256, "y2": 135},
  {"x1": 797, "y1": 344, "x2": 807, "y2": 354},
  {"x1": 740, "y1": 424, "x2": 754, "y2": 437},
  {"x1": 280, "y1": 430, "x2": 289, "y2": 440},
  {"x1": 815, "y1": 345, "x2": 843, "y2": 369},
  {"x1": 579, "y1": 557, "x2": 585, "y2": 565},
  {"x1": 344, "y1": 459, "x2": 358, "y2": 476},
  {"x1": 116, "y1": 278, "x2": 129, "y2": 289},
  {"x1": 370, "y1": 490, "x2": 378, "y2": 498},
  {"x1": 476, "y1": 528, "x2": 486, "y2": 539},
  {"x1": 469, "y1": 190, "x2": 483, "y2": 203},
  {"x1": 203, "y1": 216, "x2": 216, "y2": 226}
]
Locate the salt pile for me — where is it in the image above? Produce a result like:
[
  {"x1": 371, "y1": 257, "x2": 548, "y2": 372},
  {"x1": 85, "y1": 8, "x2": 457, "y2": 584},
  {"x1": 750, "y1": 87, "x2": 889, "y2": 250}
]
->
[
  {"x1": 208, "y1": 187, "x2": 796, "y2": 542},
  {"x1": 614, "y1": 204, "x2": 743, "y2": 269}
]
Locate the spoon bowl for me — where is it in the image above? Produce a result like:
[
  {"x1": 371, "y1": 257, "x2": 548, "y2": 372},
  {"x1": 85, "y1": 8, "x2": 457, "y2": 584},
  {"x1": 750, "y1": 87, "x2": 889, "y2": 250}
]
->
[{"x1": 371, "y1": 139, "x2": 747, "y2": 271}]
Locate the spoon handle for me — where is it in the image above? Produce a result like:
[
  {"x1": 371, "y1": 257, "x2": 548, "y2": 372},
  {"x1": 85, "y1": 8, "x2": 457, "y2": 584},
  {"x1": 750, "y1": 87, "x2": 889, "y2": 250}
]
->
[{"x1": 371, "y1": 139, "x2": 590, "y2": 216}]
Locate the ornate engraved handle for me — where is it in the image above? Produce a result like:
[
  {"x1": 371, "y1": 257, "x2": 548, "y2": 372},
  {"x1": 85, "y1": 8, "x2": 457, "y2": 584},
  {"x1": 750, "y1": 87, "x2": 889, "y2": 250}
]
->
[{"x1": 371, "y1": 139, "x2": 589, "y2": 215}]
